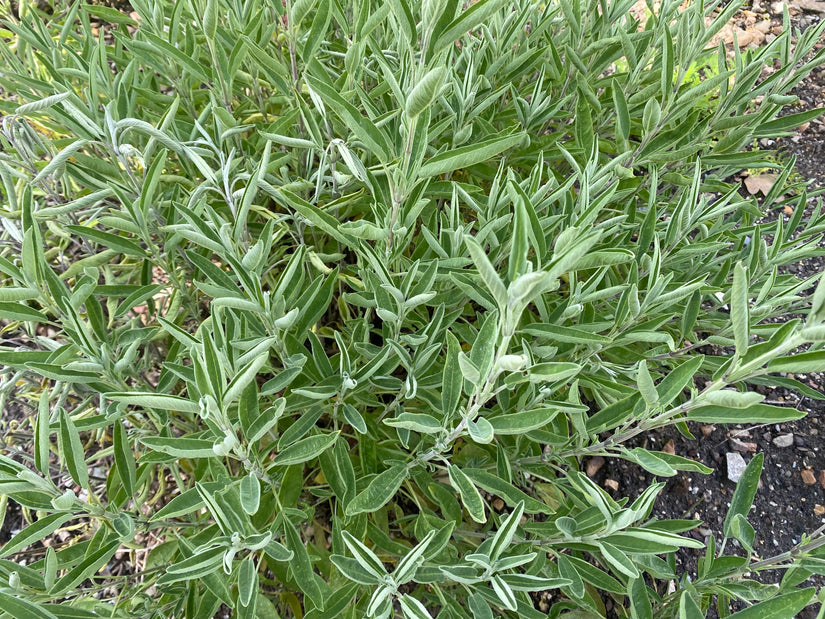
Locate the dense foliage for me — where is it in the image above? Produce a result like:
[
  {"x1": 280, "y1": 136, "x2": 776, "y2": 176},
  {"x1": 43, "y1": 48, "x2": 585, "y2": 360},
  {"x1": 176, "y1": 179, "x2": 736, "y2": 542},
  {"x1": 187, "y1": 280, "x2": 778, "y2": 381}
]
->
[{"x1": 2, "y1": 0, "x2": 825, "y2": 617}]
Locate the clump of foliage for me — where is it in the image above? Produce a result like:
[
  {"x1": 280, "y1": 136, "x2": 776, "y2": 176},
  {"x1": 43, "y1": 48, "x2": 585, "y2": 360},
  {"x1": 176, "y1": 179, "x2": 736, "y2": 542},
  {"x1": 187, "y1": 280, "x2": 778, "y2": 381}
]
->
[{"x1": 2, "y1": 0, "x2": 825, "y2": 617}]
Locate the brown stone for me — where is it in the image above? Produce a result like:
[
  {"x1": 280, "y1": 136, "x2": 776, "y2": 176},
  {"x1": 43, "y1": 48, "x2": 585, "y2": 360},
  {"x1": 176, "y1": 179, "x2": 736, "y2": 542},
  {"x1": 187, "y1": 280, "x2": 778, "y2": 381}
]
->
[
  {"x1": 701, "y1": 424, "x2": 715, "y2": 437},
  {"x1": 802, "y1": 469, "x2": 817, "y2": 485},
  {"x1": 663, "y1": 439, "x2": 676, "y2": 455},
  {"x1": 731, "y1": 438, "x2": 757, "y2": 453},
  {"x1": 492, "y1": 498, "x2": 505, "y2": 511},
  {"x1": 586, "y1": 456, "x2": 605, "y2": 478},
  {"x1": 819, "y1": 470, "x2": 825, "y2": 489},
  {"x1": 815, "y1": 505, "x2": 825, "y2": 516},
  {"x1": 605, "y1": 479, "x2": 620, "y2": 492}
]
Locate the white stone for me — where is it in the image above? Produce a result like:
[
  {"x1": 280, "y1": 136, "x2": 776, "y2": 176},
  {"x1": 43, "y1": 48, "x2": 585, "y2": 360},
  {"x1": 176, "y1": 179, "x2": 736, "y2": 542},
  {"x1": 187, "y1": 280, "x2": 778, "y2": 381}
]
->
[
  {"x1": 727, "y1": 452, "x2": 748, "y2": 482},
  {"x1": 772, "y1": 433, "x2": 794, "y2": 448}
]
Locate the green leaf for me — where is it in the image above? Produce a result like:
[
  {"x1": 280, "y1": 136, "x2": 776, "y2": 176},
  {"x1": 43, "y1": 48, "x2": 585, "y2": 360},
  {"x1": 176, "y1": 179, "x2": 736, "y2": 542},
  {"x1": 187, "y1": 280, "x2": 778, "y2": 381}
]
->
[
  {"x1": 432, "y1": 0, "x2": 508, "y2": 55},
  {"x1": 467, "y1": 417, "x2": 494, "y2": 444},
  {"x1": 384, "y1": 413, "x2": 443, "y2": 434},
  {"x1": 304, "y1": 74, "x2": 391, "y2": 161},
  {"x1": 442, "y1": 331, "x2": 462, "y2": 418},
  {"x1": 679, "y1": 591, "x2": 704, "y2": 619},
  {"x1": 271, "y1": 432, "x2": 338, "y2": 466},
  {"x1": 276, "y1": 188, "x2": 355, "y2": 246},
  {"x1": 113, "y1": 420, "x2": 136, "y2": 498},
  {"x1": 341, "y1": 531, "x2": 387, "y2": 580},
  {"x1": 489, "y1": 407, "x2": 560, "y2": 435},
  {"x1": 159, "y1": 546, "x2": 225, "y2": 584},
  {"x1": 0, "y1": 514, "x2": 71, "y2": 559},
  {"x1": 0, "y1": 287, "x2": 41, "y2": 302},
  {"x1": 283, "y1": 516, "x2": 326, "y2": 609},
  {"x1": 238, "y1": 557, "x2": 258, "y2": 607},
  {"x1": 406, "y1": 67, "x2": 447, "y2": 119},
  {"x1": 139, "y1": 437, "x2": 218, "y2": 459},
  {"x1": 0, "y1": 302, "x2": 47, "y2": 322},
  {"x1": 399, "y1": 594, "x2": 433, "y2": 619},
  {"x1": 688, "y1": 404, "x2": 805, "y2": 424},
  {"x1": 723, "y1": 453, "x2": 763, "y2": 539},
  {"x1": 419, "y1": 132, "x2": 524, "y2": 178},
  {"x1": 105, "y1": 392, "x2": 200, "y2": 413},
  {"x1": 464, "y1": 235, "x2": 507, "y2": 310},
  {"x1": 50, "y1": 538, "x2": 119, "y2": 594},
  {"x1": 0, "y1": 592, "x2": 59, "y2": 619},
  {"x1": 65, "y1": 225, "x2": 146, "y2": 257},
  {"x1": 628, "y1": 576, "x2": 653, "y2": 619},
  {"x1": 490, "y1": 574, "x2": 517, "y2": 611},
  {"x1": 490, "y1": 501, "x2": 524, "y2": 561},
  {"x1": 598, "y1": 542, "x2": 639, "y2": 579},
  {"x1": 556, "y1": 553, "x2": 585, "y2": 598},
  {"x1": 223, "y1": 352, "x2": 269, "y2": 409},
  {"x1": 240, "y1": 473, "x2": 261, "y2": 515},
  {"x1": 302, "y1": 0, "x2": 331, "y2": 62},
  {"x1": 629, "y1": 448, "x2": 677, "y2": 477},
  {"x1": 768, "y1": 350, "x2": 825, "y2": 374},
  {"x1": 521, "y1": 323, "x2": 612, "y2": 344},
  {"x1": 463, "y1": 468, "x2": 553, "y2": 514},
  {"x1": 448, "y1": 464, "x2": 486, "y2": 523},
  {"x1": 330, "y1": 555, "x2": 384, "y2": 585},
  {"x1": 613, "y1": 83, "x2": 630, "y2": 141},
  {"x1": 346, "y1": 463, "x2": 409, "y2": 516},
  {"x1": 58, "y1": 409, "x2": 88, "y2": 489},
  {"x1": 468, "y1": 592, "x2": 494, "y2": 619},
  {"x1": 727, "y1": 588, "x2": 815, "y2": 619},
  {"x1": 149, "y1": 488, "x2": 204, "y2": 521},
  {"x1": 731, "y1": 262, "x2": 749, "y2": 355}
]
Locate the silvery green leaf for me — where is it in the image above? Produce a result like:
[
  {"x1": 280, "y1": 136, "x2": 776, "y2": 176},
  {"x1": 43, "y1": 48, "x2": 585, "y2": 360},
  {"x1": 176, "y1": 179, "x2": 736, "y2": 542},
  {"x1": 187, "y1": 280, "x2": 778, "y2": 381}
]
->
[
  {"x1": 439, "y1": 565, "x2": 482, "y2": 585},
  {"x1": 467, "y1": 417, "x2": 494, "y2": 444},
  {"x1": 240, "y1": 473, "x2": 260, "y2": 516},
  {"x1": 637, "y1": 361, "x2": 659, "y2": 407},
  {"x1": 398, "y1": 594, "x2": 433, "y2": 619},
  {"x1": 489, "y1": 501, "x2": 524, "y2": 561},
  {"x1": 490, "y1": 574, "x2": 517, "y2": 611},
  {"x1": 419, "y1": 133, "x2": 524, "y2": 178},
  {"x1": 395, "y1": 530, "x2": 436, "y2": 584},
  {"x1": 599, "y1": 542, "x2": 640, "y2": 579},
  {"x1": 499, "y1": 573, "x2": 571, "y2": 592},
  {"x1": 464, "y1": 235, "x2": 507, "y2": 311},
  {"x1": 468, "y1": 593, "x2": 493, "y2": 619},
  {"x1": 723, "y1": 453, "x2": 763, "y2": 540},
  {"x1": 384, "y1": 413, "x2": 443, "y2": 434},
  {"x1": 406, "y1": 67, "x2": 447, "y2": 120},
  {"x1": 731, "y1": 262, "x2": 750, "y2": 355},
  {"x1": 330, "y1": 555, "x2": 384, "y2": 585},
  {"x1": 457, "y1": 352, "x2": 481, "y2": 386},
  {"x1": 703, "y1": 390, "x2": 764, "y2": 409},
  {"x1": 346, "y1": 463, "x2": 409, "y2": 517},
  {"x1": 491, "y1": 552, "x2": 536, "y2": 572},
  {"x1": 448, "y1": 464, "x2": 486, "y2": 523},
  {"x1": 527, "y1": 362, "x2": 580, "y2": 383},
  {"x1": 237, "y1": 557, "x2": 257, "y2": 607},
  {"x1": 106, "y1": 392, "x2": 200, "y2": 414}
]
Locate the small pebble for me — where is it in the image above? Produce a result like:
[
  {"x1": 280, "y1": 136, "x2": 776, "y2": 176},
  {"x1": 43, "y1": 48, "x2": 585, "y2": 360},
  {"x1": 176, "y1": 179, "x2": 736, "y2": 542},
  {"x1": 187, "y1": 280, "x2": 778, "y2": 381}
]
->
[
  {"x1": 604, "y1": 479, "x2": 619, "y2": 492},
  {"x1": 586, "y1": 456, "x2": 605, "y2": 477},
  {"x1": 815, "y1": 505, "x2": 825, "y2": 516},
  {"x1": 727, "y1": 452, "x2": 747, "y2": 482},
  {"x1": 802, "y1": 469, "x2": 817, "y2": 485},
  {"x1": 772, "y1": 433, "x2": 794, "y2": 448},
  {"x1": 701, "y1": 425, "x2": 715, "y2": 437}
]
